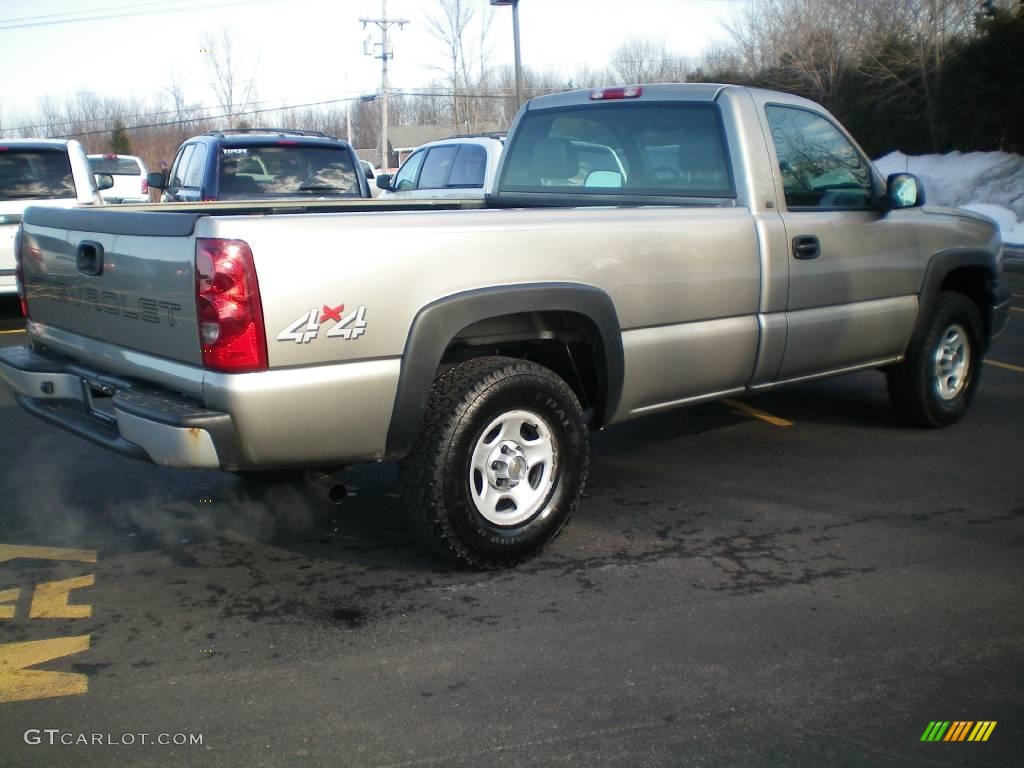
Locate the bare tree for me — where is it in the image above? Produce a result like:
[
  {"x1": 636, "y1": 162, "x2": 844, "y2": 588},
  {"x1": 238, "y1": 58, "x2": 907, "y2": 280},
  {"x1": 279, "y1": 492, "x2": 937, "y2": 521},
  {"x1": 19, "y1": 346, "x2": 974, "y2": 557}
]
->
[
  {"x1": 424, "y1": 0, "x2": 494, "y2": 132},
  {"x1": 610, "y1": 37, "x2": 687, "y2": 84},
  {"x1": 201, "y1": 29, "x2": 259, "y2": 128}
]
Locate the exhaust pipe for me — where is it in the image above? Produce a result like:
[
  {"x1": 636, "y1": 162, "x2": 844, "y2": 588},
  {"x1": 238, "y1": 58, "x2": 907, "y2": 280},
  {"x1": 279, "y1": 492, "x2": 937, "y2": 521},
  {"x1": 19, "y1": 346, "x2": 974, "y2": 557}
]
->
[{"x1": 305, "y1": 469, "x2": 349, "y2": 504}]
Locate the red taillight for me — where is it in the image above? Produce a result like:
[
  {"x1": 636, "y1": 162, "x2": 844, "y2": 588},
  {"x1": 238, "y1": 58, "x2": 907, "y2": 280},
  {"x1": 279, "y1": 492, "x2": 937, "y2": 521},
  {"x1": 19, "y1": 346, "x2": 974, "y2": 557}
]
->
[
  {"x1": 141, "y1": 177, "x2": 149, "y2": 194},
  {"x1": 14, "y1": 228, "x2": 27, "y2": 318},
  {"x1": 195, "y1": 238, "x2": 267, "y2": 372},
  {"x1": 590, "y1": 85, "x2": 643, "y2": 100}
]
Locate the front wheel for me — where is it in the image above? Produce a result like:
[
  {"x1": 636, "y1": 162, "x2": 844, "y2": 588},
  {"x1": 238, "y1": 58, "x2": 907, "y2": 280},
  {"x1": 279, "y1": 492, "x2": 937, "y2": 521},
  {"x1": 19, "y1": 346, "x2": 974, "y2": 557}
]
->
[
  {"x1": 887, "y1": 291, "x2": 984, "y2": 427},
  {"x1": 400, "y1": 357, "x2": 589, "y2": 568}
]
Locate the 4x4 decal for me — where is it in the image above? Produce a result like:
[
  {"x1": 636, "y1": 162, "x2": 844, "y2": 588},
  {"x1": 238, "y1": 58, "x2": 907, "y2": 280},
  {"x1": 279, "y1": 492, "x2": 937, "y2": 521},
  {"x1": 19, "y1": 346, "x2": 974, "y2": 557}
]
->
[{"x1": 276, "y1": 304, "x2": 367, "y2": 343}]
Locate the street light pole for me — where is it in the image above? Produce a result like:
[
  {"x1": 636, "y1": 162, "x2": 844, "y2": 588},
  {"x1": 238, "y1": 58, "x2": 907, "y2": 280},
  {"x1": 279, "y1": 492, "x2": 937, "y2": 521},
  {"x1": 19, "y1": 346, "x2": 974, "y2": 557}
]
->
[{"x1": 490, "y1": 0, "x2": 523, "y2": 107}]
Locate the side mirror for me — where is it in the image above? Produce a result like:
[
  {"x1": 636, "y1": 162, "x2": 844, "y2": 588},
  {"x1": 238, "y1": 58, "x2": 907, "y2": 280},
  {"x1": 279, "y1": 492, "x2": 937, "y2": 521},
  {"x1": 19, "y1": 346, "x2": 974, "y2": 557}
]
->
[
  {"x1": 95, "y1": 173, "x2": 114, "y2": 191},
  {"x1": 147, "y1": 171, "x2": 168, "y2": 191},
  {"x1": 886, "y1": 173, "x2": 924, "y2": 209},
  {"x1": 375, "y1": 174, "x2": 392, "y2": 191}
]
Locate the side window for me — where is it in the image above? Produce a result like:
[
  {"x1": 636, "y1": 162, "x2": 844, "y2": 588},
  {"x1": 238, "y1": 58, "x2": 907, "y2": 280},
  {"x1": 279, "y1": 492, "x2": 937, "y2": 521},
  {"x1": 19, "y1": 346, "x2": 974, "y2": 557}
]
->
[
  {"x1": 766, "y1": 105, "x2": 874, "y2": 210},
  {"x1": 393, "y1": 150, "x2": 425, "y2": 191},
  {"x1": 169, "y1": 144, "x2": 194, "y2": 189},
  {"x1": 182, "y1": 144, "x2": 208, "y2": 189},
  {"x1": 447, "y1": 144, "x2": 487, "y2": 188},
  {"x1": 417, "y1": 145, "x2": 458, "y2": 189}
]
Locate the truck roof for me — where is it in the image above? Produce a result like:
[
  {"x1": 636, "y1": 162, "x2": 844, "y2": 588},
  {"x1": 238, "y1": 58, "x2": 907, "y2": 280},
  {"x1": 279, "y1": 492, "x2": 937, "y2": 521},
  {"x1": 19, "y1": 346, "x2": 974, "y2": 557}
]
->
[
  {"x1": 524, "y1": 83, "x2": 826, "y2": 114},
  {"x1": 0, "y1": 138, "x2": 76, "y2": 150},
  {"x1": 525, "y1": 83, "x2": 729, "y2": 111}
]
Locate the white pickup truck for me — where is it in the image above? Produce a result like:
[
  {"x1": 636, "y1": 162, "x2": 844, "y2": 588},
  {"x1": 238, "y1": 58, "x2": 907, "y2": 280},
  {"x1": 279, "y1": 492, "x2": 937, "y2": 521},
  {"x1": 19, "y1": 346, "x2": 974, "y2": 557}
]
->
[
  {"x1": 0, "y1": 85, "x2": 1011, "y2": 567},
  {"x1": 1, "y1": 139, "x2": 109, "y2": 298}
]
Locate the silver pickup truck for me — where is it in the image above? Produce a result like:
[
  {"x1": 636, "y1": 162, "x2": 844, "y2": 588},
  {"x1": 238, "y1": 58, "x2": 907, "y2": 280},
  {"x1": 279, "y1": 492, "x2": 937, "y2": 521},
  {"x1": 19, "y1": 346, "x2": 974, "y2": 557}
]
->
[{"x1": 0, "y1": 84, "x2": 1011, "y2": 567}]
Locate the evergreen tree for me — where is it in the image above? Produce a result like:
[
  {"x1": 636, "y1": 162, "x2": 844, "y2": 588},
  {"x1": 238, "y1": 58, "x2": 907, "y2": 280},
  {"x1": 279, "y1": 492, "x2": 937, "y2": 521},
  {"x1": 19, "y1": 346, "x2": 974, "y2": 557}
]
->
[{"x1": 109, "y1": 119, "x2": 132, "y2": 155}]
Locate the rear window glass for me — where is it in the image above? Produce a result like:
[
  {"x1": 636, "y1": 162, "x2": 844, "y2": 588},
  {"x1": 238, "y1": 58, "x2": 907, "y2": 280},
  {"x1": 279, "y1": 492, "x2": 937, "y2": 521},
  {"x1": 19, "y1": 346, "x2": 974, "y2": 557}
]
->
[
  {"x1": 499, "y1": 104, "x2": 733, "y2": 198},
  {"x1": 218, "y1": 145, "x2": 360, "y2": 199},
  {"x1": 88, "y1": 156, "x2": 141, "y2": 175},
  {"x1": 0, "y1": 149, "x2": 75, "y2": 201}
]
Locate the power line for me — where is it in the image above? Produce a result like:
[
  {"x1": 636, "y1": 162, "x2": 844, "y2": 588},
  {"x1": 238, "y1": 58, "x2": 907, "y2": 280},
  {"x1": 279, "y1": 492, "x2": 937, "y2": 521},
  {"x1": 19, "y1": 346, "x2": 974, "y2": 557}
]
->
[
  {"x1": 0, "y1": 0, "x2": 289, "y2": 31},
  {"x1": 47, "y1": 95, "x2": 370, "y2": 138},
  {"x1": 2, "y1": 87, "x2": 561, "y2": 140}
]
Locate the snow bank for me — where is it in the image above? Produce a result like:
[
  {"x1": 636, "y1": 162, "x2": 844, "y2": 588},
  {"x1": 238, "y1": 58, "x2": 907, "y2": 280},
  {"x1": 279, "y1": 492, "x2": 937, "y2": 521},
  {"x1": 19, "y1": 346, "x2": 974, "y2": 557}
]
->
[
  {"x1": 874, "y1": 150, "x2": 1024, "y2": 245},
  {"x1": 959, "y1": 204, "x2": 1024, "y2": 246}
]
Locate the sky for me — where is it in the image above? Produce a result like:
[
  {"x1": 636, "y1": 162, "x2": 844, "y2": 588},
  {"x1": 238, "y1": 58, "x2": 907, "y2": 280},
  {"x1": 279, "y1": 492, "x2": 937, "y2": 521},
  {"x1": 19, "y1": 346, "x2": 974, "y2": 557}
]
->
[{"x1": 0, "y1": 0, "x2": 741, "y2": 123}]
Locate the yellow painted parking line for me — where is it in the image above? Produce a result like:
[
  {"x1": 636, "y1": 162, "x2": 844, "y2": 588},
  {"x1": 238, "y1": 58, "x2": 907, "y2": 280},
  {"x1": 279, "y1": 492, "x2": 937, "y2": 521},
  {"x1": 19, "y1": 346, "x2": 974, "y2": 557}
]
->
[
  {"x1": 0, "y1": 328, "x2": 25, "y2": 335},
  {"x1": 0, "y1": 636, "x2": 91, "y2": 703},
  {"x1": 1013, "y1": 293, "x2": 1024, "y2": 298},
  {"x1": 723, "y1": 398, "x2": 794, "y2": 427},
  {"x1": 0, "y1": 543, "x2": 97, "y2": 565},
  {"x1": 0, "y1": 588, "x2": 21, "y2": 620},
  {"x1": 29, "y1": 576, "x2": 95, "y2": 619},
  {"x1": 1011, "y1": 307, "x2": 1024, "y2": 313},
  {"x1": 987, "y1": 359, "x2": 1024, "y2": 374}
]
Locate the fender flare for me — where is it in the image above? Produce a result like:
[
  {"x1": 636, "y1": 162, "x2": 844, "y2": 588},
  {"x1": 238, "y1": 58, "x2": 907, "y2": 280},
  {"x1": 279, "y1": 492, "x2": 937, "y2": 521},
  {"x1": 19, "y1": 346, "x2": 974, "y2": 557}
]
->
[
  {"x1": 385, "y1": 283, "x2": 624, "y2": 458},
  {"x1": 913, "y1": 248, "x2": 998, "y2": 344}
]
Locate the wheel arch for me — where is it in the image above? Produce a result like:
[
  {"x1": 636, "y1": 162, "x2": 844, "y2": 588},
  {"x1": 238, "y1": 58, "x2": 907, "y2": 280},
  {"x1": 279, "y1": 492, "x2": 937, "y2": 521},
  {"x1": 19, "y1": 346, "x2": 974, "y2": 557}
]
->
[
  {"x1": 385, "y1": 283, "x2": 624, "y2": 458},
  {"x1": 915, "y1": 248, "x2": 998, "y2": 350}
]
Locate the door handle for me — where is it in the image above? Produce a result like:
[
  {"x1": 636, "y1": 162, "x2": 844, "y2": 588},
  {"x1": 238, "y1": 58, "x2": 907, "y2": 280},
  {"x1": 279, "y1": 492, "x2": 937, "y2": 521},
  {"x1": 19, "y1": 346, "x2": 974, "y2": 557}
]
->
[
  {"x1": 792, "y1": 235, "x2": 821, "y2": 260},
  {"x1": 76, "y1": 240, "x2": 104, "y2": 276}
]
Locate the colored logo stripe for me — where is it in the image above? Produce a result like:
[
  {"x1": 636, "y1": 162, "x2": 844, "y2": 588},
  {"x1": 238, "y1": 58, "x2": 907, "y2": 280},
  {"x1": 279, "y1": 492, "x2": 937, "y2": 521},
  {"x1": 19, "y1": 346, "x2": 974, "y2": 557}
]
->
[
  {"x1": 944, "y1": 721, "x2": 972, "y2": 741},
  {"x1": 968, "y1": 722, "x2": 997, "y2": 742},
  {"x1": 920, "y1": 721, "x2": 996, "y2": 742},
  {"x1": 921, "y1": 721, "x2": 949, "y2": 741}
]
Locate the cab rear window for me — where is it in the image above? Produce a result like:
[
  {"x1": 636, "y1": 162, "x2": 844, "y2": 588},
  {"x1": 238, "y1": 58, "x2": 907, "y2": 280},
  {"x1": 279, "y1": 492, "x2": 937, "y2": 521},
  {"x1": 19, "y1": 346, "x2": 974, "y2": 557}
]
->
[
  {"x1": 499, "y1": 104, "x2": 734, "y2": 199},
  {"x1": 88, "y1": 156, "x2": 141, "y2": 175},
  {"x1": 0, "y1": 149, "x2": 75, "y2": 201}
]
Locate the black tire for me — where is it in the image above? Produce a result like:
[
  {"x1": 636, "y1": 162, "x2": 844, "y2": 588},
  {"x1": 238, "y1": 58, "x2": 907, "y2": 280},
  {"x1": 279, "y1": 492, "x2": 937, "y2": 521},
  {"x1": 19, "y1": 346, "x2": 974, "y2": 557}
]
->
[
  {"x1": 887, "y1": 291, "x2": 984, "y2": 427},
  {"x1": 400, "y1": 356, "x2": 589, "y2": 569}
]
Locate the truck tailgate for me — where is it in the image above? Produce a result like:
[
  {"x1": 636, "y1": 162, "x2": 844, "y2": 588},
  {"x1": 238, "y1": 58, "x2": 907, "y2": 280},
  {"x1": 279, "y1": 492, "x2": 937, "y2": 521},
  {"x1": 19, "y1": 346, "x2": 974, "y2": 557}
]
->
[{"x1": 20, "y1": 206, "x2": 202, "y2": 365}]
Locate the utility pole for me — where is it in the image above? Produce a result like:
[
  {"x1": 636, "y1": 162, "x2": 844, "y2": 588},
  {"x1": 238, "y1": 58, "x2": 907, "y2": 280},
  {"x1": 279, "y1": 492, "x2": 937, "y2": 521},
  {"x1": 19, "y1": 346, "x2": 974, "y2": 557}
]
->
[{"x1": 361, "y1": 0, "x2": 408, "y2": 172}]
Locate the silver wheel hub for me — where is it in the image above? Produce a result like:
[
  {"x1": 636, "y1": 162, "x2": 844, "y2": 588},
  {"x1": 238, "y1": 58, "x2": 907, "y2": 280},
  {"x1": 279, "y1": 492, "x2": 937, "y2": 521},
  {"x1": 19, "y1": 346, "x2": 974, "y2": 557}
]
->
[
  {"x1": 486, "y1": 441, "x2": 529, "y2": 489},
  {"x1": 469, "y1": 409, "x2": 557, "y2": 527},
  {"x1": 933, "y1": 323, "x2": 970, "y2": 401}
]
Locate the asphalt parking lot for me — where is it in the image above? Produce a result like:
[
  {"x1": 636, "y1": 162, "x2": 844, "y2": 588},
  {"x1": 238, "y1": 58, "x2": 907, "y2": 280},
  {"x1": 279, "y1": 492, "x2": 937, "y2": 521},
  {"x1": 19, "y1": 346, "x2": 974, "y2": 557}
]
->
[{"x1": 1, "y1": 276, "x2": 1022, "y2": 768}]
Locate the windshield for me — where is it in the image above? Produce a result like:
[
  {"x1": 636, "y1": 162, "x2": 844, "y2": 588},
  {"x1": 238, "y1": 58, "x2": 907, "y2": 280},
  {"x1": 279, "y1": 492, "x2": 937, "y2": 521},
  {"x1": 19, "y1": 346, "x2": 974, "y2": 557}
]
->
[
  {"x1": 499, "y1": 103, "x2": 734, "y2": 199},
  {"x1": 0, "y1": 148, "x2": 75, "y2": 201},
  {"x1": 217, "y1": 145, "x2": 360, "y2": 199}
]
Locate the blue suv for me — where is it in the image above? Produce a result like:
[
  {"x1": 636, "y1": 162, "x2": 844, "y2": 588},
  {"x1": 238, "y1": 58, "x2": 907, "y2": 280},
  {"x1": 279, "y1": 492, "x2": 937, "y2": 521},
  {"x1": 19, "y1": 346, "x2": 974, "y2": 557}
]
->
[{"x1": 149, "y1": 129, "x2": 370, "y2": 202}]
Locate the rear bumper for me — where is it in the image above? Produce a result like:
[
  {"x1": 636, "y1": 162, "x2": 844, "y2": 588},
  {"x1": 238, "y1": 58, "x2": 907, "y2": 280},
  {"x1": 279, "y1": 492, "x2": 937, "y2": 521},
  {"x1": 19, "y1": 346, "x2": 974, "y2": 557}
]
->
[
  {"x1": 0, "y1": 345, "x2": 241, "y2": 469},
  {"x1": 0, "y1": 341, "x2": 402, "y2": 469}
]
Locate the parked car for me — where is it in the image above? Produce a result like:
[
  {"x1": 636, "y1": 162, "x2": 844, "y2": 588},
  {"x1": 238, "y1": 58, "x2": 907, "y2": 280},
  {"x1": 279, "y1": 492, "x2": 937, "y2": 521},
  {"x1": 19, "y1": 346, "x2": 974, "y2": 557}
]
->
[
  {"x1": 149, "y1": 129, "x2": 370, "y2": 202},
  {"x1": 0, "y1": 138, "x2": 109, "y2": 300},
  {"x1": 360, "y1": 160, "x2": 384, "y2": 198},
  {"x1": 377, "y1": 135, "x2": 504, "y2": 199},
  {"x1": 87, "y1": 154, "x2": 149, "y2": 204},
  {"x1": 3, "y1": 84, "x2": 1011, "y2": 568}
]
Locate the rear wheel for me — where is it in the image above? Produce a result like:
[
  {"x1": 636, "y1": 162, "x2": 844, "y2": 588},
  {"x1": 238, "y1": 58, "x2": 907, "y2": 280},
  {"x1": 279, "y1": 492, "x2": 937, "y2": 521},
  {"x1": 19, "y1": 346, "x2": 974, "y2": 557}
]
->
[
  {"x1": 400, "y1": 356, "x2": 589, "y2": 568},
  {"x1": 887, "y1": 291, "x2": 984, "y2": 427}
]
